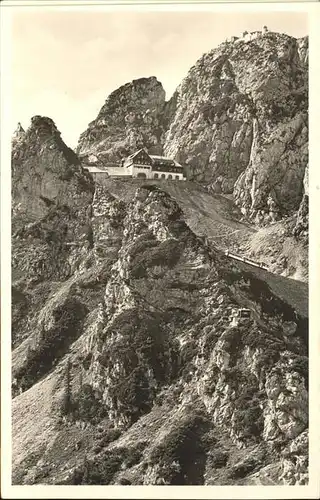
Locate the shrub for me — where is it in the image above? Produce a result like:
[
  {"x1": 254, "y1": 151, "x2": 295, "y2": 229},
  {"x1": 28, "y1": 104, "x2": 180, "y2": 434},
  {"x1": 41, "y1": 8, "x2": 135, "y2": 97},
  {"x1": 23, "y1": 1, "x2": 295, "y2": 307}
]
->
[
  {"x1": 102, "y1": 309, "x2": 179, "y2": 423},
  {"x1": 203, "y1": 366, "x2": 221, "y2": 395},
  {"x1": 129, "y1": 236, "x2": 158, "y2": 259},
  {"x1": 207, "y1": 450, "x2": 229, "y2": 469},
  {"x1": 149, "y1": 411, "x2": 208, "y2": 467},
  {"x1": 123, "y1": 443, "x2": 145, "y2": 468},
  {"x1": 230, "y1": 457, "x2": 257, "y2": 479},
  {"x1": 81, "y1": 453, "x2": 123, "y2": 484},
  {"x1": 148, "y1": 410, "x2": 210, "y2": 484},
  {"x1": 93, "y1": 445, "x2": 103, "y2": 454},
  {"x1": 79, "y1": 445, "x2": 142, "y2": 485},
  {"x1": 180, "y1": 340, "x2": 197, "y2": 365},
  {"x1": 231, "y1": 377, "x2": 265, "y2": 439},
  {"x1": 97, "y1": 428, "x2": 122, "y2": 447},
  {"x1": 130, "y1": 238, "x2": 182, "y2": 278},
  {"x1": 288, "y1": 355, "x2": 308, "y2": 389},
  {"x1": 221, "y1": 327, "x2": 243, "y2": 365},
  {"x1": 233, "y1": 404, "x2": 264, "y2": 439},
  {"x1": 59, "y1": 167, "x2": 74, "y2": 181},
  {"x1": 119, "y1": 477, "x2": 132, "y2": 485},
  {"x1": 71, "y1": 384, "x2": 108, "y2": 424}
]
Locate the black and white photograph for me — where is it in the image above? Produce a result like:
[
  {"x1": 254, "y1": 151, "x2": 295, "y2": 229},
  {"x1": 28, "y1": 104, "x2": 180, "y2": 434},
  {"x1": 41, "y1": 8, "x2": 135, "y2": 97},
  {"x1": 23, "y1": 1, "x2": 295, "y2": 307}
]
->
[{"x1": 1, "y1": 0, "x2": 319, "y2": 497}]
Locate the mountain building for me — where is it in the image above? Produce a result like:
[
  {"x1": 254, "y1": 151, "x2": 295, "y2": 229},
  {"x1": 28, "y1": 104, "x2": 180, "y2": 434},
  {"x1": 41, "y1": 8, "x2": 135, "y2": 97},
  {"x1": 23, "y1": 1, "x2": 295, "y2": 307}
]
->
[
  {"x1": 83, "y1": 149, "x2": 186, "y2": 180},
  {"x1": 123, "y1": 149, "x2": 185, "y2": 180}
]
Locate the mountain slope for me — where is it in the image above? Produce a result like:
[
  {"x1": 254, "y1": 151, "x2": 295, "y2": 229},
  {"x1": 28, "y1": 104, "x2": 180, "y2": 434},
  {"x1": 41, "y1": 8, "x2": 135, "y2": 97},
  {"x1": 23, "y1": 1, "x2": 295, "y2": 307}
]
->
[
  {"x1": 11, "y1": 116, "x2": 95, "y2": 348},
  {"x1": 12, "y1": 173, "x2": 308, "y2": 485},
  {"x1": 76, "y1": 31, "x2": 308, "y2": 222},
  {"x1": 93, "y1": 176, "x2": 308, "y2": 282}
]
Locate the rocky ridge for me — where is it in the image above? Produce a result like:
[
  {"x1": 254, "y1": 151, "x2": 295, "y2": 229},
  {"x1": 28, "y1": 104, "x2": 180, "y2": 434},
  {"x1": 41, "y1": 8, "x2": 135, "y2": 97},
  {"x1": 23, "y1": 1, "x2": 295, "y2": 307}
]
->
[
  {"x1": 74, "y1": 30, "x2": 309, "y2": 281},
  {"x1": 11, "y1": 117, "x2": 95, "y2": 346}
]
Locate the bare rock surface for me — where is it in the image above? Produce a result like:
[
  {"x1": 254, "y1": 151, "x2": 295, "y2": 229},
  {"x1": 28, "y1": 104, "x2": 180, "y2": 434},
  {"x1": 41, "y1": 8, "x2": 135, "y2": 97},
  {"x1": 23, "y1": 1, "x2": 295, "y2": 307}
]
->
[
  {"x1": 164, "y1": 32, "x2": 308, "y2": 219},
  {"x1": 77, "y1": 77, "x2": 167, "y2": 161}
]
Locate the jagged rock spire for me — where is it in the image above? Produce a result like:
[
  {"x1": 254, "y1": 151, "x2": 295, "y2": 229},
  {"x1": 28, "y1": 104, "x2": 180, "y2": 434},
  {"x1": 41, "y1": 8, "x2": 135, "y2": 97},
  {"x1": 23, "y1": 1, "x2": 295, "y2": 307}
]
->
[
  {"x1": 12, "y1": 122, "x2": 25, "y2": 142},
  {"x1": 16, "y1": 122, "x2": 24, "y2": 133}
]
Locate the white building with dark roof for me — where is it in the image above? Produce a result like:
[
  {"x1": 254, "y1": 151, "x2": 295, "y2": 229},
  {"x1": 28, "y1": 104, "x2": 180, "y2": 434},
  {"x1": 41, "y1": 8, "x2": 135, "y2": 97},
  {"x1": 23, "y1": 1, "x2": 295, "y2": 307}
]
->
[
  {"x1": 123, "y1": 149, "x2": 185, "y2": 180},
  {"x1": 122, "y1": 149, "x2": 153, "y2": 178},
  {"x1": 82, "y1": 149, "x2": 186, "y2": 181}
]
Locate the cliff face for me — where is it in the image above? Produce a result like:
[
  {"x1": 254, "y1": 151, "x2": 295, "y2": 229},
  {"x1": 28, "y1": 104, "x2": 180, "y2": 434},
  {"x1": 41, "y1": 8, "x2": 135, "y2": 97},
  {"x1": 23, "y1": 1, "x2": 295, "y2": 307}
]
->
[
  {"x1": 164, "y1": 32, "x2": 308, "y2": 218},
  {"x1": 73, "y1": 30, "x2": 309, "y2": 280},
  {"x1": 77, "y1": 77, "x2": 167, "y2": 162},
  {"x1": 12, "y1": 116, "x2": 94, "y2": 227},
  {"x1": 11, "y1": 116, "x2": 95, "y2": 346}
]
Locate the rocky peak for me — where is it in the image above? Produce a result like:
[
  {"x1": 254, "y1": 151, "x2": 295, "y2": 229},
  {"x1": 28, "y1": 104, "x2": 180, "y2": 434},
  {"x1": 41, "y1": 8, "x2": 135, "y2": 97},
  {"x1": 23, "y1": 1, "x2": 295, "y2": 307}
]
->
[
  {"x1": 163, "y1": 31, "x2": 308, "y2": 217},
  {"x1": 12, "y1": 115, "x2": 94, "y2": 246},
  {"x1": 30, "y1": 115, "x2": 58, "y2": 133},
  {"x1": 12, "y1": 122, "x2": 25, "y2": 144},
  {"x1": 75, "y1": 31, "x2": 308, "y2": 221},
  {"x1": 77, "y1": 76, "x2": 167, "y2": 161},
  {"x1": 13, "y1": 115, "x2": 80, "y2": 167}
]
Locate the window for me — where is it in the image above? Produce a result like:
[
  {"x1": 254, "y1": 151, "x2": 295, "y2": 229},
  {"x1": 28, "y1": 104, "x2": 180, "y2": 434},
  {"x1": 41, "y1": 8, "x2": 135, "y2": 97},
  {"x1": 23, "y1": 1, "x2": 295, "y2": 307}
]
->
[
  {"x1": 154, "y1": 173, "x2": 159, "y2": 179},
  {"x1": 175, "y1": 175, "x2": 180, "y2": 180},
  {"x1": 168, "y1": 174, "x2": 172, "y2": 180},
  {"x1": 161, "y1": 174, "x2": 166, "y2": 179}
]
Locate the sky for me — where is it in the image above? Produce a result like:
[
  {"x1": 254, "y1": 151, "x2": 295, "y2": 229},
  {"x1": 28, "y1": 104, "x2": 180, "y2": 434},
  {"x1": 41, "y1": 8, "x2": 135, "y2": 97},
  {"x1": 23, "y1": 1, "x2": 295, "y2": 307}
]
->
[{"x1": 10, "y1": 8, "x2": 308, "y2": 148}]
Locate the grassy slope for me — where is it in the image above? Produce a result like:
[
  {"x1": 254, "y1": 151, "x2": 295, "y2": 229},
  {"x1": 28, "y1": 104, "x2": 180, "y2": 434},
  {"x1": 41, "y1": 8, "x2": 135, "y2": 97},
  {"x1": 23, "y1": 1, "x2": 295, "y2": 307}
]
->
[
  {"x1": 12, "y1": 370, "x2": 97, "y2": 485},
  {"x1": 229, "y1": 260, "x2": 308, "y2": 319}
]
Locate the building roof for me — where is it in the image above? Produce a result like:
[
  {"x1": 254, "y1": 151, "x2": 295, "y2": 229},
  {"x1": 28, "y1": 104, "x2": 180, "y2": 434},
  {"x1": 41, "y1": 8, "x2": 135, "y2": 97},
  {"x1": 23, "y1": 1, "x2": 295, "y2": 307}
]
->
[
  {"x1": 124, "y1": 150, "x2": 182, "y2": 168},
  {"x1": 150, "y1": 155, "x2": 181, "y2": 167},
  {"x1": 126, "y1": 148, "x2": 147, "y2": 160}
]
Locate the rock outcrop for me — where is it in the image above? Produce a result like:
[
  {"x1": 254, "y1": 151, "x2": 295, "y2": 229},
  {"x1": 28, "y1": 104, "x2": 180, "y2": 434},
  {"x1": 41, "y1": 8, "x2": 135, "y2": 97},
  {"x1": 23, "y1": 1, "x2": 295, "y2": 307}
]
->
[
  {"x1": 11, "y1": 116, "x2": 95, "y2": 346},
  {"x1": 77, "y1": 77, "x2": 167, "y2": 162},
  {"x1": 293, "y1": 163, "x2": 308, "y2": 241},
  {"x1": 12, "y1": 122, "x2": 25, "y2": 145},
  {"x1": 12, "y1": 116, "x2": 94, "y2": 227},
  {"x1": 164, "y1": 31, "x2": 308, "y2": 217}
]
